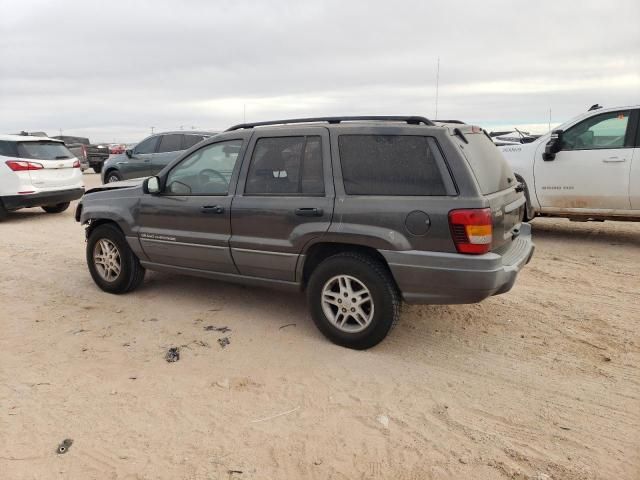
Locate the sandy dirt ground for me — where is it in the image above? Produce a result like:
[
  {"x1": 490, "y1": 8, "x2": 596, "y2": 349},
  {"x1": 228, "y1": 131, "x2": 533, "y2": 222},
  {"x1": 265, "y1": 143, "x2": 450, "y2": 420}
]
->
[{"x1": 1, "y1": 172, "x2": 639, "y2": 480}]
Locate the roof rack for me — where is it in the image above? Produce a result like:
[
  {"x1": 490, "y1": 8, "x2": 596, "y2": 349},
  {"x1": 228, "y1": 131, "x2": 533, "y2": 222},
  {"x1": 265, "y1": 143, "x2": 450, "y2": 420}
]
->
[
  {"x1": 433, "y1": 119, "x2": 466, "y2": 124},
  {"x1": 225, "y1": 115, "x2": 435, "y2": 131}
]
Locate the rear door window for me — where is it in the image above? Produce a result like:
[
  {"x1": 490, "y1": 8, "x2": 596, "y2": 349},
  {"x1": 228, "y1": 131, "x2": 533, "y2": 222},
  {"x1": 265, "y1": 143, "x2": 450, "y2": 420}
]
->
[
  {"x1": 245, "y1": 136, "x2": 324, "y2": 195},
  {"x1": 338, "y1": 135, "x2": 446, "y2": 195},
  {"x1": 157, "y1": 134, "x2": 183, "y2": 153},
  {"x1": 183, "y1": 135, "x2": 206, "y2": 149},
  {"x1": 16, "y1": 141, "x2": 74, "y2": 160}
]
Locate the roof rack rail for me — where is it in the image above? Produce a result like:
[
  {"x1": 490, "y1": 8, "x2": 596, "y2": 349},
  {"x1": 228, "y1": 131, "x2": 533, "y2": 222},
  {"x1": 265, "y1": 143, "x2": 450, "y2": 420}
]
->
[
  {"x1": 225, "y1": 115, "x2": 435, "y2": 131},
  {"x1": 433, "y1": 119, "x2": 466, "y2": 124}
]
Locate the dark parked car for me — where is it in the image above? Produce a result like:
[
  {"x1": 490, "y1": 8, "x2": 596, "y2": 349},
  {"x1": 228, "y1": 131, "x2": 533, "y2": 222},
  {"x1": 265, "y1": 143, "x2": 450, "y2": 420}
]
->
[
  {"x1": 101, "y1": 131, "x2": 214, "y2": 183},
  {"x1": 77, "y1": 116, "x2": 534, "y2": 349},
  {"x1": 53, "y1": 136, "x2": 110, "y2": 173}
]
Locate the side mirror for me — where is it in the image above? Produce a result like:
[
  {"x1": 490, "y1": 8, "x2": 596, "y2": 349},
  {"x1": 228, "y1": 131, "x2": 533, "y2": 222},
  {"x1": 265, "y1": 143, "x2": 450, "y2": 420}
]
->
[
  {"x1": 542, "y1": 129, "x2": 563, "y2": 161},
  {"x1": 143, "y1": 176, "x2": 161, "y2": 194},
  {"x1": 125, "y1": 149, "x2": 133, "y2": 158}
]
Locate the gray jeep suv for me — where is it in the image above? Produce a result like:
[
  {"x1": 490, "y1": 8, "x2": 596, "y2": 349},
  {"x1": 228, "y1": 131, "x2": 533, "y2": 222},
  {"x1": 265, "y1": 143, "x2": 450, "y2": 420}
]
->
[{"x1": 76, "y1": 116, "x2": 534, "y2": 349}]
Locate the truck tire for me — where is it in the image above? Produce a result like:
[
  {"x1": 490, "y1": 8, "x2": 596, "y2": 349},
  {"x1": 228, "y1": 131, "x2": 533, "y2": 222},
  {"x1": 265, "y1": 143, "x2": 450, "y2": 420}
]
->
[
  {"x1": 42, "y1": 202, "x2": 70, "y2": 214},
  {"x1": 87, "y1": 223, "x2": 145, "y2": 294},
  {"x1": 0, "y1": 200, "x2": 7, "y2": 220},
  {"x1": 93, "y1": 164, "x2": 103, "y2": 174},
  {"x1": 307, "y1": 252, "x2": 400, "y2": 350}
]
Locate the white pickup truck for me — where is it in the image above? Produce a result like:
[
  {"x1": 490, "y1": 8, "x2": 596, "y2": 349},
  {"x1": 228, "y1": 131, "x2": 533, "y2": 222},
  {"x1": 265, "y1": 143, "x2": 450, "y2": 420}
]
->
[{"x1": 499, "y1": 105, "x2": 640, "y2": 222}]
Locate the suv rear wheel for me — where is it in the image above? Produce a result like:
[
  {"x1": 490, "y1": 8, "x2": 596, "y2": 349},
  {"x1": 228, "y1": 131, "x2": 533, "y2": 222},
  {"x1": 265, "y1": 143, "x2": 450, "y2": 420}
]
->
[
  {"x1": 0, "y1": 200, "x2": 7, "y2": 220},
  {"x1": 307, "y1": 252, "x2": 400, "y2": 349},
  {"x1": 42, "y1": 202, "x2": 70, "y2": 214},
  {"x1": 87, "y1": 223, "x2": 145, "y2": 293}
]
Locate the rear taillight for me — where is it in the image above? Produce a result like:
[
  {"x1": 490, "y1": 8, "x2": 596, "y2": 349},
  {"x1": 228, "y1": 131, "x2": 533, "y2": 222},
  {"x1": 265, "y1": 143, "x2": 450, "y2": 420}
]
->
[
  {"x1": 5, "y1": 160, "x2": 44, "y2": 171},
  {"x1": 449, "y1": 208, "x2": 493, "y2": 254},
  {"x1": 73, "y1": 159, "x2": 81, "y2": 168}
]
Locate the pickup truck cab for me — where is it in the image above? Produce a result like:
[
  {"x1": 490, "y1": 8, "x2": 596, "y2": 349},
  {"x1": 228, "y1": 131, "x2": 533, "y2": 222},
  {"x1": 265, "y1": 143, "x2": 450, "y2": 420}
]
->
[{"x1": 500, "y1": 105, "x2": 640, "y2": 221}]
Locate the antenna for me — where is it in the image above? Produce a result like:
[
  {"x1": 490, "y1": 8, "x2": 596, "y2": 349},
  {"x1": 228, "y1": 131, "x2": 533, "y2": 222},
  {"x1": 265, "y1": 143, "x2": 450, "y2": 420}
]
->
[
  {"x1": 435, "y1": 57, "x2": 440, "y2": 119},
  {"x1": 548, "y1": 108, "x2": 551, "y2": 132},
  {"x1": 243, "y1": 104, "x2": 246, "y2": 123}
]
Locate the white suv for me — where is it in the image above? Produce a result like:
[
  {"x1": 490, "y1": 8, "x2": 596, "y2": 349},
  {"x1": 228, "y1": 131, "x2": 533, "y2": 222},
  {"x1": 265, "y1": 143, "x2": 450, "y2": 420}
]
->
[{"x1": 0, "y1": 134, "x2": 85, "y2": 219}]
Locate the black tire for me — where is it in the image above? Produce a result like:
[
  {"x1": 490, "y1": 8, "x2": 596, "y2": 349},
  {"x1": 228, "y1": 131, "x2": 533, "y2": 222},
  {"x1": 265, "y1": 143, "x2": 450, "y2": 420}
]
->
[
  {"x1": 307, "y1": 252, "x2": 401, "y2": 350},
  {"x1": 42, "y1": 202, "x2": 70, "y2": 214},
  {"x1": 86, "y1": 223, "x2": 145, "y2": 294},
  {"x1": 104, "y1": 170, "x2": 122, "y2": 184},
  {"x1": 0, "y1": 200, "x2": 7, "y2": 220},
  {"x1": 93, "y1": 164, "x2": 102, "y2": 174}
]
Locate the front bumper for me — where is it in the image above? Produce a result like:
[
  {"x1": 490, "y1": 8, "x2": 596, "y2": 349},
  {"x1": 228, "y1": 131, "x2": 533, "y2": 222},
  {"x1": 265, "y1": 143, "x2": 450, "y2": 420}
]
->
[
  {"x1": 2, "y1": 188, "x2": 85, "y2": 210},
  {"x1": 381, "y1": 223, "x2": 535, "y2": 304}
]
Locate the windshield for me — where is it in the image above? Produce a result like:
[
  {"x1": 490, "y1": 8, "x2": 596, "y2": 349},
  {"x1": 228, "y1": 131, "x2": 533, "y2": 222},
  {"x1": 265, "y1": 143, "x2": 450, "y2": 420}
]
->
[{"x1": 17, "y1": 141, "x2": 75, "y2": 160}]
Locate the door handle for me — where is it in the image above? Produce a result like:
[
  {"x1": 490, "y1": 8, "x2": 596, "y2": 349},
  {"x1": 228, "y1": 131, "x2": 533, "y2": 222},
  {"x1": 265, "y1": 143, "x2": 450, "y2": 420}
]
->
[
  {"x1": 201, "y1": 205, "x2": 225, "y2": 214},
  {"x1": 602, "y1": 157, "x2": 626, "y2": 163},
  {"x1": 295, "y1": 207, "x2": 323, "y2": 217}
]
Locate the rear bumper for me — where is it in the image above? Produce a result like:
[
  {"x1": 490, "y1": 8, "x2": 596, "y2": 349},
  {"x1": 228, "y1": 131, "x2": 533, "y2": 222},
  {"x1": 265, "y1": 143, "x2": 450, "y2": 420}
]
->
[
  {"x1": 381, "y1": 223, "x2": 535, "y2": 304},
  {"x1": 1, "y1": 188, "x2": 85, "y2": 210}
]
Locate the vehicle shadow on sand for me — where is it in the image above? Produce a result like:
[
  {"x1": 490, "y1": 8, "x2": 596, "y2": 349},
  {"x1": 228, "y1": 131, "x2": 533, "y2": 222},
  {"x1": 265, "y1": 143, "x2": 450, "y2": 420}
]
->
[{"x1": 530, "y1": 218, "x2": 639, "y2": 247}]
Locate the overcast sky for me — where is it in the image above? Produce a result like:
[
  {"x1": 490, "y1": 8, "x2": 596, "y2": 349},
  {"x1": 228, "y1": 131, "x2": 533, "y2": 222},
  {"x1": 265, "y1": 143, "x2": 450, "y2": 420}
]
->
[{"x1": 1, "y1": 0, "x2": 638, "y2": 142}]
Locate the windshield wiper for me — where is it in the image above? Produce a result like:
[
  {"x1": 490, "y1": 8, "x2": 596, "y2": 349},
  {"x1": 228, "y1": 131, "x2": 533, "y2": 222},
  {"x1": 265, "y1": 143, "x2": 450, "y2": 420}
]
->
[{"x1": 55, "y1": 155, "x2": 71, "y2": 159}]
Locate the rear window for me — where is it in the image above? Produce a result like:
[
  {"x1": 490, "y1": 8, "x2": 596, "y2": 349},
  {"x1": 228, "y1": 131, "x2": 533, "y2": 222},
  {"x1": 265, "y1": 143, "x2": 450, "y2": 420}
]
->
[
  {"x1": 16, "y1": 141, "x2": 74, "y2": 160},
  {"x1": 338, "y1": 135, "x2": 446, "y2": 196},
  {"x1": 460, "y1": 133, "x2": 514, "y2": 194}
]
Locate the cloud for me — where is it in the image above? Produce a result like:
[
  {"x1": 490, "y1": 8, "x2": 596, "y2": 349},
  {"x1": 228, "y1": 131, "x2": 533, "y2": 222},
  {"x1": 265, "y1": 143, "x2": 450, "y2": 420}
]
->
[{"x1": 0, "y1": 0, "x2": 638, "y2": 140}]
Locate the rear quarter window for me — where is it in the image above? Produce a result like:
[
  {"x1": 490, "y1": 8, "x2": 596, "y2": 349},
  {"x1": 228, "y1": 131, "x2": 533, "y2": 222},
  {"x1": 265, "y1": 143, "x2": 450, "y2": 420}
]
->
[
  {"x1": 0, "y1": 140, "x2": 18, "y2": 157},
  {"x1": 338, "y1": 135, "x2": 447, "y2": 196},
  {"x1": 460, "y1": 133, "x2": 514, "y2": 194}
]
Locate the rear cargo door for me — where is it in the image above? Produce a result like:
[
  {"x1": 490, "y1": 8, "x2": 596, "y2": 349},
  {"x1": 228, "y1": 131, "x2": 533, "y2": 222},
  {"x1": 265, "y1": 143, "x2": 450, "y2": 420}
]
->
[
  {"x1": 458, "y1": 130, "x2": 524, "y2": 251},
  {"x1": 17, "y1": 141, "x2": 79, "y2": 190}
]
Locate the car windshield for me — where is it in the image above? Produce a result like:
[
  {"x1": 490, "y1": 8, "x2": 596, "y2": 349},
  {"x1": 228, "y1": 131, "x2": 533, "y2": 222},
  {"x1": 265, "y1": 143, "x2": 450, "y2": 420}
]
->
[{"x1": 17, "y1": 141, "x2": 75, "y2": 160}]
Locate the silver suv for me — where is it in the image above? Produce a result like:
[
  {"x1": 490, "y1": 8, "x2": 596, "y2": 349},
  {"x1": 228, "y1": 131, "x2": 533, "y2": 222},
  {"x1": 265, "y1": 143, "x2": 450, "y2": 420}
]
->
[{"x1": 76, "y1": 116, "x2": 534, "y2": 349}]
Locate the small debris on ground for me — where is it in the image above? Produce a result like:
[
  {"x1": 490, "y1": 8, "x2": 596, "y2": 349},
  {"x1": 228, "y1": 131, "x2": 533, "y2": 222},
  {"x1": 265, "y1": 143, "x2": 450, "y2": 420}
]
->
[
  {"x1": 279, "y1": 323, "x2": 296, "y2": 330},
  {"x1": 218, "y1": 337, "x2": 230, "y2": 349},
  {"x1": 204, "y1": 325, "x2": 230, "y2": 333},
  {"x1": 376, "y1": 414, "x2": 390, "y2": 428},
  {"x1": 215, "y1": 378, "x2": 230, "y2": 389},
  {"x1": 143, "y1": 317, "x2": 158, "y2": 323},
  {"x1": 165, "y1": 347, "x2": 180, "y2": 362},
  {"x1": 56, "y1": 439, "x2": 73, "y2": 454}
]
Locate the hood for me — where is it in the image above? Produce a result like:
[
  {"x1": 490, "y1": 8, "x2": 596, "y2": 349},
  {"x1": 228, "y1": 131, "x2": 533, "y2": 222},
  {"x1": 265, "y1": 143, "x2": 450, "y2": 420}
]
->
[{"x1": 85, "y1": 178, "x2": 144, "y2": 194}]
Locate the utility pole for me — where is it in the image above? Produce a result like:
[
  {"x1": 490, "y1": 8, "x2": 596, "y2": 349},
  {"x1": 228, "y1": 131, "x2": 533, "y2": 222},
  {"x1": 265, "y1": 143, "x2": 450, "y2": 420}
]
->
[
  {"x1": 151, "y1": 126, "x2": 155, "y2": 135},
  {"x1": 243, "y1": 104, "x2": 246, "y2": 123},
  {"x1": 435, "y1": 57, "x2": 440, "y2": 119},
  {"x1": 548, "y1": 108, "x2": 552, "y2": 132},
  {"x1": 59, "y1": 128, "x2": 63, "y2": 136}
]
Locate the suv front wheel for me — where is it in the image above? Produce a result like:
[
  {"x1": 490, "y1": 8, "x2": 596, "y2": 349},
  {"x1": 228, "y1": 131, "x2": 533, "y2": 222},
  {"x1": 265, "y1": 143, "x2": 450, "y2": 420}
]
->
[
  {"x1": 87, "y1": 223, "x2": 145, "y2": 293},
  {"x1": 307, "y1": 252, "x2": 400, "y2": 349}
]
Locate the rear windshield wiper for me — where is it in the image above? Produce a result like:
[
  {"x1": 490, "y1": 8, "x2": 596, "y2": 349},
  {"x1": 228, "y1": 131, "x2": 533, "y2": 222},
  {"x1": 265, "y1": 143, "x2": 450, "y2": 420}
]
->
[{"x1": 55, "y1": 155, "x2": 71, "y2": 159}]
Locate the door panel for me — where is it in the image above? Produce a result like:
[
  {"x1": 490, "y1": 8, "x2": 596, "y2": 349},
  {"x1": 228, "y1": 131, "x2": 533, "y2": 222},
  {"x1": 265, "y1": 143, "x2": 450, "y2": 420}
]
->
[
  {"x1": 631, "y1": 147, "x2": 640, "y2": 210},
  {"x1": 230, "y1": 128, "x2": 333, "y2": 281},
  {"x1": 534, "y1": 110, "x2": 633, "y2": 211},
  {"x1": 137, "y1": 195, "x2": 236, "y2": 272}
]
